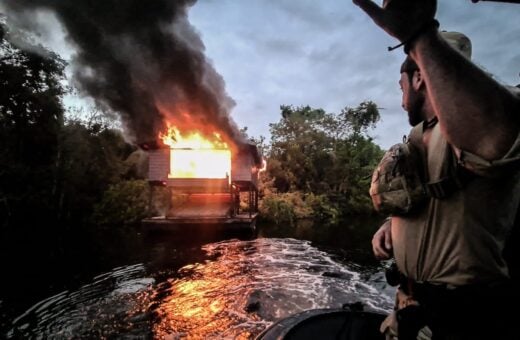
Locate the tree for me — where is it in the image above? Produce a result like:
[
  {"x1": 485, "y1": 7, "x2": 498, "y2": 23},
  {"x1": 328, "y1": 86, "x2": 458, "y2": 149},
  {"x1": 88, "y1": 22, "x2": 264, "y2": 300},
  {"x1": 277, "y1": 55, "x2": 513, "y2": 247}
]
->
[
  {"x1": 268, "y1": 105, "x2": 335, "y2": 193},
  {"x1": 0, "y1": 20, "x2": 139, "y2": 228},
  {"x1": 265, "y1": 102, "x2": 384, "y2": 216},
  {"x1": 339, "y1": 101, "x2": 380, "y2": 137},
  {"x1": 0, "y1": 20, "x2": 66, "y2": 227},
  {"x1": 54, "y1": 115, "x2": 137, "y2": 223}
]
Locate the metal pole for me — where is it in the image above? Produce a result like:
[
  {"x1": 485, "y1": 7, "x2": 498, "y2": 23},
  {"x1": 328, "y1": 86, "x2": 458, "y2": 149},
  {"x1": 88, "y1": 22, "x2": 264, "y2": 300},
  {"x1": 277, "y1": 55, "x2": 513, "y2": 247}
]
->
[
  {"x1": 249, "y1": 184, "x2": 252, "y2": 218},
  {"x1": 255, "y1": 189, "x2": 258, "y2": 212},
  {"x1": 167, "y1": 187, "x2": 172, "y2": 217}
]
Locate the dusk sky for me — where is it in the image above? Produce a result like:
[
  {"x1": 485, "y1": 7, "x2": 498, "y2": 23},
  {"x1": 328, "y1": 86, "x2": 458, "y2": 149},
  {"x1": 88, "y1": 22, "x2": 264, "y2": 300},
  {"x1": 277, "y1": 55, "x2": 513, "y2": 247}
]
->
[{"x1": 2, "y1": 0, "x2": 519, "y2": 148}]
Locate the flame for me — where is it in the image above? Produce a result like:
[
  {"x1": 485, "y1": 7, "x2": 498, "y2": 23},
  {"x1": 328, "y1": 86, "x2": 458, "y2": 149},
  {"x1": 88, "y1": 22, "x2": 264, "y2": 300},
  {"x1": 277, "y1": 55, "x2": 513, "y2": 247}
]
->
[
  {"x1": 160, "y1": 124, "x2": 231, "y2": 179},
  {"x1": 259, "y1": 159, "x2": 267, "y2": 173},
  {"x1": 252, "y1": 159, "x2": 267, "y2": 174}
]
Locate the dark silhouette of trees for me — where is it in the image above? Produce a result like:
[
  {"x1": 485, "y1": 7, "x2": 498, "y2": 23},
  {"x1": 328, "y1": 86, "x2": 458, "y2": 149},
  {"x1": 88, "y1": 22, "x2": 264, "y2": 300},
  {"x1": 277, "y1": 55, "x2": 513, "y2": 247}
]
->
[
  {"x1": 1, "y1": 20, "x2": 66, "y2": 228},
  {"x1": 1, "y1": 21, "x2": 141, "y2": 230}
]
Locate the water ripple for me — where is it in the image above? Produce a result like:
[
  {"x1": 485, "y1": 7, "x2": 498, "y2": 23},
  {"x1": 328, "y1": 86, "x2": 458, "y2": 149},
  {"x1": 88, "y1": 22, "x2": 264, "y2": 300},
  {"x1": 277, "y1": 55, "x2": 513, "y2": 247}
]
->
[
  {"x1": 152, "y1": 238, "x2": 393, "y2": 339},
  {"x1": 6, "y1": 238, "x2": 393, "y2": 339},
  {"x1": 7, "y1": 263, "x2": 154, "y2": 339}
]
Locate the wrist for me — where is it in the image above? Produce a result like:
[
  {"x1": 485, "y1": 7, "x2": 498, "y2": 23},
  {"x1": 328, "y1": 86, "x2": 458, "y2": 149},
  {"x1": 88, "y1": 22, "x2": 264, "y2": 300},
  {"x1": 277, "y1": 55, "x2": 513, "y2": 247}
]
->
[
  {"x1": 405, "y1": 24, "x2": 440, "y2": 55},
  {"x1": 403, "y1": 20, "x2": 440, "y2": 54},
  {"x1": 388, "y1": 19, "x2": 440, "y2": 54}
]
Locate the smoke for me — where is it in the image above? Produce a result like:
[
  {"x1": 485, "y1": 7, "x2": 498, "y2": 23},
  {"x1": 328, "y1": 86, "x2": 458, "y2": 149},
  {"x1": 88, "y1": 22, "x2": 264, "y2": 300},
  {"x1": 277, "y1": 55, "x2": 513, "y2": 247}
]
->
[{"x1": 1, "y1": 0, "x2": 242, "y2": 145}]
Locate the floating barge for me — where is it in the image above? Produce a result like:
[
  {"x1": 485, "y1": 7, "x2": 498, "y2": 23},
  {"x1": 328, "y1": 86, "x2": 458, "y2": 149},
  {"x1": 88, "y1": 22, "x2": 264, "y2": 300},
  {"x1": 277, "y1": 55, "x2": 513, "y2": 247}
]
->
[{"x1": 141, "y1": 141, "x2": 262, "y2": 231}]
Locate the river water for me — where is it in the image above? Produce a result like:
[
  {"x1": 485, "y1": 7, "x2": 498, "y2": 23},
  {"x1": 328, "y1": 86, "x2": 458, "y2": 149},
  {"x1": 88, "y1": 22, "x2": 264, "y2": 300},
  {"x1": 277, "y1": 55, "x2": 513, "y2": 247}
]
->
[{"x1": 0, "y1": 217, "x2": 395, "y2": 339}]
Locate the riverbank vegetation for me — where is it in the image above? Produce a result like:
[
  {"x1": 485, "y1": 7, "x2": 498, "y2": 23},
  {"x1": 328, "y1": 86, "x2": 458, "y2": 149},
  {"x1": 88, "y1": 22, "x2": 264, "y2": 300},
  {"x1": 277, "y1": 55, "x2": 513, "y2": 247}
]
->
[
  {"x1": 256, "y1": 103, "x2": 384, "y2": 225},
  {"x1": 1, "y1": 19, "x2": 384, "y2": 232}
]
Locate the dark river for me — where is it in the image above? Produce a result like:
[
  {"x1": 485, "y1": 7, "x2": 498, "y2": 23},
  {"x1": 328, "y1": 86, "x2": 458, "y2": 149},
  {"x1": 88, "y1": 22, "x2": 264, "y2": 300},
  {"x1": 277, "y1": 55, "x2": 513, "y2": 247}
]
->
[{"x1": 0, "y1": 217, "x2": 396, "y2": 339}]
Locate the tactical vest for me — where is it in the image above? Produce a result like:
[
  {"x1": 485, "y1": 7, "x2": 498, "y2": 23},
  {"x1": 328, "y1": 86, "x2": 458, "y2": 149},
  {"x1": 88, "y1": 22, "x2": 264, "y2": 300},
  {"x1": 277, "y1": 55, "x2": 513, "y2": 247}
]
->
[{"x1": 369, "y1": 119, "x2": 473, "y2": 216}]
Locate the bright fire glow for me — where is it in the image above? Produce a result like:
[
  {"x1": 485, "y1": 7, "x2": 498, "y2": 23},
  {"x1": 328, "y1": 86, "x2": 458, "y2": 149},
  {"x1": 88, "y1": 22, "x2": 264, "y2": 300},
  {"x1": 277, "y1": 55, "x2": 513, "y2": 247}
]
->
[
  {"x1": 252, "y1": 159, "x2": 267, "y2": 174},
  {"x1": 160, "y1": 125, "x2": 231, "y2": 179},
  {"x1": 258, "y1": 159, "x2": 267, "y2": 173}
]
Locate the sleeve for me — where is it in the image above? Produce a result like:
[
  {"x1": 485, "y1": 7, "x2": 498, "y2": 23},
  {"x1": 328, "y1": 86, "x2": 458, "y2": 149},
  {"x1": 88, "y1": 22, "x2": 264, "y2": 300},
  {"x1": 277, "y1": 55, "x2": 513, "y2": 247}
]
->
[{"x1": 457, "y1": 132, "x2": 520, "y2": 177}]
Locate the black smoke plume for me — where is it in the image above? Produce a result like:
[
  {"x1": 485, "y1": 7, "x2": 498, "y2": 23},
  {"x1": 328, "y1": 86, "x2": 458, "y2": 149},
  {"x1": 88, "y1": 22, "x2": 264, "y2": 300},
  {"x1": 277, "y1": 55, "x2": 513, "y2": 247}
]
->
[{"x1": 2, "y1": 0, "x2": 241, "y2": 145}]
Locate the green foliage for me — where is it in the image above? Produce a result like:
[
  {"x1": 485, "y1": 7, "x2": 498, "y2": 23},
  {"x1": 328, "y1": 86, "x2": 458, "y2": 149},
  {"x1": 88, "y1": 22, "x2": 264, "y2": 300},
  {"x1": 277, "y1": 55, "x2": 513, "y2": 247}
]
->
[
  {"x1": 263, "y1": 102, "x2": 384, "y2": 220},
  {"x1": 305, "y1": 193, "x2": 340, "y2": 223},
  {"x1": 92, "y1": 180, "x2": 150, "y2": 226},
  {"x1": 259, "y1": 193, "x2": 299, "y2": 226},
  {"x1": 340, "y1": 101, "x2": 380, "y2": 136},
  {"x1": 259, "y1": 191, "x2": 340, "y2": 225}
]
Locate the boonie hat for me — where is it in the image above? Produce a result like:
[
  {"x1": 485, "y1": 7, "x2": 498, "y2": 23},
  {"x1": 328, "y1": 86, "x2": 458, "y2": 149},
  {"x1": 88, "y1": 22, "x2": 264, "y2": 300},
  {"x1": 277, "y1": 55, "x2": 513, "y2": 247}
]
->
[{"x1": 440, "y1": 31, "x2": 472, "y2": 59}]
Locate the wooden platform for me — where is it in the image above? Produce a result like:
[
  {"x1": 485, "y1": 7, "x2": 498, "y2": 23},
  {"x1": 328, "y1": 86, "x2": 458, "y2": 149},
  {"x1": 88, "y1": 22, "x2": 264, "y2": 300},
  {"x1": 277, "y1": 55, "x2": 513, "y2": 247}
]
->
[
  {"x1": 142, "y1": 213, "x2": 258, "y2": 231},
  {"x1": 143, "y1": 192, "x2": 258, "y2": 232}
]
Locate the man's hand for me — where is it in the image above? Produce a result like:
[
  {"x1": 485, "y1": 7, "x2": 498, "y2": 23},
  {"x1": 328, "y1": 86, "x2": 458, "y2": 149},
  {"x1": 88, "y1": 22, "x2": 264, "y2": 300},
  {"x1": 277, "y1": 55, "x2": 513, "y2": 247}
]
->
[
  {"x1": 352, "y1": 0, "x2": 437, "y2": 43},
  {"x1": 372, "y1": 218, "x2": 393, "y2": 260}
]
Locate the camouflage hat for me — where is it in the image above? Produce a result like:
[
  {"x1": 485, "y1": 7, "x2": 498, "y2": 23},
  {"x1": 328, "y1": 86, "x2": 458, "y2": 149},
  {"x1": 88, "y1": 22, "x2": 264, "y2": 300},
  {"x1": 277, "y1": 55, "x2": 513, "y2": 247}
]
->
[{"x1": 440, "y1": 31, "x2": 472, "y2": 59}]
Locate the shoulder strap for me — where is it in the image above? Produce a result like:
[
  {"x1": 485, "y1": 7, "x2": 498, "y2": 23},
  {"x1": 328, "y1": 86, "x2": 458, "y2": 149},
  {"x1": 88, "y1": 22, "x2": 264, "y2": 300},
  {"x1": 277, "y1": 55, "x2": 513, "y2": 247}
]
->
[
  {"x1": 407, "y1": 120, "x2": 474, "y2": 199},
  {"x1": 407, "y1": 123, "x2": 424, "y2": 149},
  {"x1": 407, "y1": 123, "x2": 428, "y2": 183}
]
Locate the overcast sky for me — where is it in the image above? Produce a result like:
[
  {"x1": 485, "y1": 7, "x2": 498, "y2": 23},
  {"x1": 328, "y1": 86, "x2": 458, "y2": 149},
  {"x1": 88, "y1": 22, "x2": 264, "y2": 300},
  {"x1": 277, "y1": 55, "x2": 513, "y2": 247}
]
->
[
  {"x1": 2, "y1": 0, "x2": 519, "y2": 149},
  {"x1": 188, "y1": 0, "x2": 520, "y2": 148}
]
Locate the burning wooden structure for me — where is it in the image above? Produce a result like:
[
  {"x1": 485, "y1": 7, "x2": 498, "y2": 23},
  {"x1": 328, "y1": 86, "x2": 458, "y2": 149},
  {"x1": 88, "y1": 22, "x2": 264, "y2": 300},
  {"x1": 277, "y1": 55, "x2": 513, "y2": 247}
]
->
[{"x1": 141, "y1": 128, "x2": 262, "y2": 230}]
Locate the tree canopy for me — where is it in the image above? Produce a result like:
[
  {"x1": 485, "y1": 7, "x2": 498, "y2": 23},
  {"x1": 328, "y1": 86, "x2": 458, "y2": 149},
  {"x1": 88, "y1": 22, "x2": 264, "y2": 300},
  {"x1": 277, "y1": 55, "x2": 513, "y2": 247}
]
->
[{"x1": 264, "y1": 102, "x2": 384, "y2": 216}]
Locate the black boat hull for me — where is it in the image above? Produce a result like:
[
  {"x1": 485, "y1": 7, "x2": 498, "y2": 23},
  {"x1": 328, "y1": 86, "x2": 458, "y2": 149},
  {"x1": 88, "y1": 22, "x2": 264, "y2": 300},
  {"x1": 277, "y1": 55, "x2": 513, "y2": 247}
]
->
[{"x1": 256, "y1": 308, "x2": 387, "y2": 340}]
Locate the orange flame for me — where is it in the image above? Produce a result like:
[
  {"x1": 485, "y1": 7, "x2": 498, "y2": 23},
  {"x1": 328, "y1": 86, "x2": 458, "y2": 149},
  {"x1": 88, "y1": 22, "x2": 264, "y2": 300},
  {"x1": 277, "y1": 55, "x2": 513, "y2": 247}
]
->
[{"x1": 160, "y1": 124, "x2": 231, "y2": 179}]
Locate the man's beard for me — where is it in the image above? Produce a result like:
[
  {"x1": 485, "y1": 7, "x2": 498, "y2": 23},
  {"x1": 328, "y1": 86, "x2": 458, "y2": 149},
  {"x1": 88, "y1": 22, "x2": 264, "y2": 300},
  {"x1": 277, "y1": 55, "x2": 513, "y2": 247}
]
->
[
  {"x1": 408, "y1": 108, "x2": 423, "y2": 126},
  {"x1": 407, "y1": 95, "x2": 425, "y2": 126}
]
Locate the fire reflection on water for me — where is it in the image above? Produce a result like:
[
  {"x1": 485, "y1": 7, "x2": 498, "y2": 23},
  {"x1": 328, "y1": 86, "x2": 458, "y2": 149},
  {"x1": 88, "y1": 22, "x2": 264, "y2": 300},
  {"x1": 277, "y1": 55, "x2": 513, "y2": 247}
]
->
[
  {"x1": 150, "y1": 238, "x2": 392, "y2": 339},
  {"x1": 151, "y1": 242, "x2": 262, "y2": 339},
  {"x1": 5, "y1": 238, "x2": 393, "y2": 339}
]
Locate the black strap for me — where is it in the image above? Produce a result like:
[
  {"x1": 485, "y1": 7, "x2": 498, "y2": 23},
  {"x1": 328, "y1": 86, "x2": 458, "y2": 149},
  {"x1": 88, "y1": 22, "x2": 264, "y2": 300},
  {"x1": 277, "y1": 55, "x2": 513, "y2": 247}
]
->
[{"x1": 423, "y1": 116, "x2": 438, "y2": 131}]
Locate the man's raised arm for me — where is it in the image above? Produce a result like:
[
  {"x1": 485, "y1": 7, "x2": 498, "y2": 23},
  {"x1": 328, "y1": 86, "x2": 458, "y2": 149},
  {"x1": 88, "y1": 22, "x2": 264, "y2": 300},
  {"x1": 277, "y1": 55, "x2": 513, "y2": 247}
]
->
[{"x1": 353, "y1": 0, "x2": 520, "y2": 160}]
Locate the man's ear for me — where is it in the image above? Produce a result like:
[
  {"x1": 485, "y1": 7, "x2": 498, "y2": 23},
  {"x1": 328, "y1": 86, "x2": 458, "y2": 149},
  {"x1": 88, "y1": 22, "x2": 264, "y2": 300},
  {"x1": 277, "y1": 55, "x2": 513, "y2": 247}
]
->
[{"x1": 412, "y1": 70, "x2": 424, "y2": 91}]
